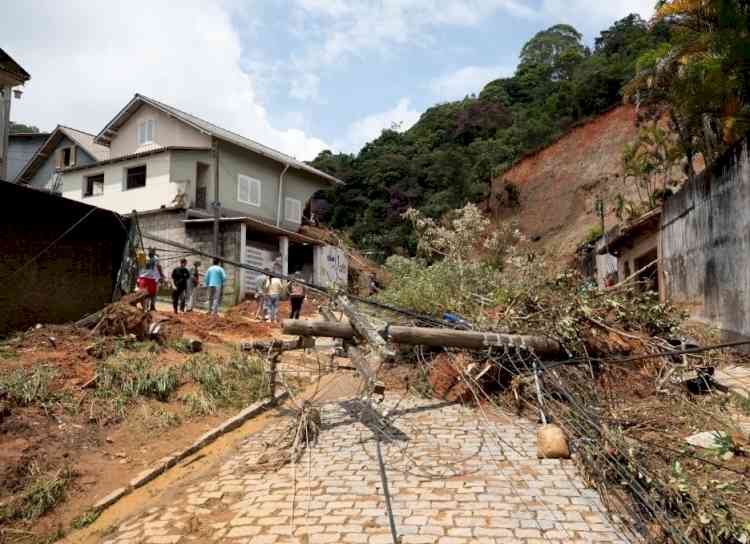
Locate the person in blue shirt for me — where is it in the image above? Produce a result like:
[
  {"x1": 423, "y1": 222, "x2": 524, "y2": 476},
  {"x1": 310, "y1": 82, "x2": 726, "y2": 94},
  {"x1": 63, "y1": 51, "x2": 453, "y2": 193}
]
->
[{"x1": 203, "y1": 258, "x2": 226, "y2": 315}]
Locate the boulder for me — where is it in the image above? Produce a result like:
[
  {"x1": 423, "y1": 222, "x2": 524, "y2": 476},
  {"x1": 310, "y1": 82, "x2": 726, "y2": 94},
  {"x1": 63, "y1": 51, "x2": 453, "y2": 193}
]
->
[{"x1": 537, "y1": 423, "x2": 570, "y2": 459}]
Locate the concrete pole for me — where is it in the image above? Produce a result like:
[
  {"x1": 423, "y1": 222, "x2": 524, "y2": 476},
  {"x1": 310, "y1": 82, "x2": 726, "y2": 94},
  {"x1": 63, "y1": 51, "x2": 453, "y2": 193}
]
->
[
  {"x1": 0, "y1": 86, "x2": 11, "y2": 181},
  {"x1": 212, "y1": 138, "x2": 220, "y2": 256},
  {"x1": 279, "y1": 236, "x2": 289, "y2": 276}
]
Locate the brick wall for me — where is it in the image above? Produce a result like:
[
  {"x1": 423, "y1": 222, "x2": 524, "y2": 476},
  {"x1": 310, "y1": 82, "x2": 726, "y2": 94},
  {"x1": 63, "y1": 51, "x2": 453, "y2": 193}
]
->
[
  {"x1": 0, "y1": 183, "x2": 128, "y2": 334},
  {"x1": 136, "y1": 210, "x2": 242, "y2": 306}
]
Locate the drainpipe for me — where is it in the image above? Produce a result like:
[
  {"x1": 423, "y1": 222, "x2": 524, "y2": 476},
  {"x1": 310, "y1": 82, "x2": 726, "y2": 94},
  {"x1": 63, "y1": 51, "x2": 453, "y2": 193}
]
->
[
  {"x1": 212, "y1": 137, "x2": 221, "y2": 255},
  {"x1": 276, "y1": 163, "x2": 290, "y2": 227}
]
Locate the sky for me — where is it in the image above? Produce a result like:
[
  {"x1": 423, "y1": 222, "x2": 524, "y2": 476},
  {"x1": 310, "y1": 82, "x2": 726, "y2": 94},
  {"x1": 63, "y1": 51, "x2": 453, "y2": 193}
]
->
[{"x1": 2, "y1": 1, "x2": 654, "y2": 161}]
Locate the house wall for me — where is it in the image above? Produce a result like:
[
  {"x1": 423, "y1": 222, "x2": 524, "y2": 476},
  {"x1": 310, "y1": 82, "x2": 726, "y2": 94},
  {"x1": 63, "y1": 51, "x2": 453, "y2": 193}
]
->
[
  {"x1": 28, "y1": 135, "x2": 97, "y2": 189},
  {"x1": 661, "y1": 138, "x2": 750, "y2": 338},
  {"x1": 0, "y1": 182, "x2": 128, "y2": 334},
  {"x1": 60, "y1": 151, "x2": 187, "y2": 215},
  {"x1": 617, "y1": 232, "x2": 658, "y2": 281},
  {"x1": 110, "y1": 103, "x2": 211, "y2": 158},
  {"x1": 217, "y1": 140, "x2": 329, "y2": 230},
  {"x1": 136, "y1": 210, "x2": 243, "y2": 306},
  {"x1": 7, "y1": 135, "x2": 46, "y2": 181},
  {"x1": 169, "y1": 148, "x2": 212, "y2": 208}
]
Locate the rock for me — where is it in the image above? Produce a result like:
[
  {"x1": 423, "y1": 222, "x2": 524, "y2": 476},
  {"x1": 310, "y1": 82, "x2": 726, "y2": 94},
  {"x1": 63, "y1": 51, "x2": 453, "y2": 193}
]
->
[
  {"x1": 105, "y1": 436, "x2": 114, "y2": 444},
  {"x1": 713, "y1": 366, "x2": 750, "y2": 399},
  {"x1": 35, "y1": 323, "x2": 43, "y2": 330},
  {"x1": 537, "y1": 423, "x2": 570, "y2": 459},
  {"x1": 685, "y1": 431, "x2": 727, "y2": 449}
]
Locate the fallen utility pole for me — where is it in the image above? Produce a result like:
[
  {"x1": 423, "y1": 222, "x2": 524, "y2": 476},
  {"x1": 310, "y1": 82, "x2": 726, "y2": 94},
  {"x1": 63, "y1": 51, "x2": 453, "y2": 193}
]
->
[
  {"x1": 281, "y1": 319, "x2": 563, "y2": 357},
  {"x1": 240, "y1": 336, "x2": 315, "y2": 353}
]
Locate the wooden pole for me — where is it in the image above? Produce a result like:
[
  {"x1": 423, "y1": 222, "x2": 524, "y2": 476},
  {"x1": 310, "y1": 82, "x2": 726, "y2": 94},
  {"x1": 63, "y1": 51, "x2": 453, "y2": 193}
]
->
[
  {"x1": 281, "y1": 319, "x2": 563, "y2": 357},
  {"x1": 240, "y1": 336, "x2": 315, "y2": 352},
  {"x1": 335, "y1": 295, "x2": 395, "y2": 360}
]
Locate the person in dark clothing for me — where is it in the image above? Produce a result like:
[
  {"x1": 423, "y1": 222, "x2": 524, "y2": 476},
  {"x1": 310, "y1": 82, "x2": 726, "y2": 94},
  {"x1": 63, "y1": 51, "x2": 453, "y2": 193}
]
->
[
  {"x1": 288, "y1": 272, "x2": 307, "y2": 319},
  {"x1": 171, "y1": 258, "x2": 191, "y2": 313}
]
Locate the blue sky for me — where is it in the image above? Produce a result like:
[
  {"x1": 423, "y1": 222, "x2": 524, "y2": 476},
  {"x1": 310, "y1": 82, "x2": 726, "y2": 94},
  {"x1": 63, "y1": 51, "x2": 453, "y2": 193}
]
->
[{"x1": 2, "y1": 1, "x2": 653, "y2": 160}]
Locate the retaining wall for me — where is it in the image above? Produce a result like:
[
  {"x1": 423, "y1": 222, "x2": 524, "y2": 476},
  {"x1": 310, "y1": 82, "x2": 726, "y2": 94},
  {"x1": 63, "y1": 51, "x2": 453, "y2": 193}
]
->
[
  {"x1": 0, "y1": 182, "x2": 128, "y2": 334},
  {"x1": 661, "y1": 138, "x2": 750, "y2": 338}
]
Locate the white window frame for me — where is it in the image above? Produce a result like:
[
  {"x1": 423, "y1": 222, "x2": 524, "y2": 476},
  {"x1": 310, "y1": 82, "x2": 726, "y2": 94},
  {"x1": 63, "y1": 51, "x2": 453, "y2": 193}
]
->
[
  {"x1": 284, "y1": 196, "x2": 302, "y2": 224},
  {"x1": 237, "y1": 174, "x2": 261, "y2": 207},
  {"x1": 82, "y1": 172, "x2": 104, "y2": 198},
  {"x1": 137, "y1": 119, "x2": 157, "y2": 146}
]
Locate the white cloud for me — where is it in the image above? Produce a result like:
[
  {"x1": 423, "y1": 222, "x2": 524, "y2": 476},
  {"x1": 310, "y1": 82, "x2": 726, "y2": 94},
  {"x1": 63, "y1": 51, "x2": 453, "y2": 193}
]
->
[
  {"x1": 289, "y1": 0, "x2": 536, "y2": 99},
  {"x1": 1, "y1": 1, "x2": 329, "y2": 161},
  {"x1": 539, "y1": 0, "x2": 656, "y2": 34},
  {"x1": 339, "y1": 98, "x2": 420, "y2": 153},
  {"x1": 429, "y1": 65, "x2": 514, "y2": 101}
]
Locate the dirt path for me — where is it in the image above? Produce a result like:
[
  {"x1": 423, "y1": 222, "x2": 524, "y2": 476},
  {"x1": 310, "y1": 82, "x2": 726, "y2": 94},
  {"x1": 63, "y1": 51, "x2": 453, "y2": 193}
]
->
[{"x1": 69, "y1": 374, "x2": 630, "y2": 544}]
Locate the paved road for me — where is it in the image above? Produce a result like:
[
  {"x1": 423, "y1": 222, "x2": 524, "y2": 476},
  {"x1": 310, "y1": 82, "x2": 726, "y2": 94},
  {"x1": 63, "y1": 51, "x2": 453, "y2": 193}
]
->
[{"x1": 100, "y1": 382, "x2": 630, "y2": 544}]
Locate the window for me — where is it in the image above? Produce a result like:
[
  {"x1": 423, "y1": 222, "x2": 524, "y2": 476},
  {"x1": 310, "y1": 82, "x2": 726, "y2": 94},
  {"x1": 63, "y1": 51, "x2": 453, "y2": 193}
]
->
[
  {"x1": 237, "y1": 174, "x2": 261, "y2": 207},
  {"x1": 125, "y1": 165, "x2": 147, "y2": 190},
  {"x1": 58, "y1": 146, "x2": 76, "y2": 168},
  {"x1": 284, "y1": 197, "x2": 302, "y2": 223},
  {"x1": 137, "y1": 119, "x2": 157, "y2": 146},
  {"x1": 83, "y1": 173, "x2": 104, "y2": 197}
]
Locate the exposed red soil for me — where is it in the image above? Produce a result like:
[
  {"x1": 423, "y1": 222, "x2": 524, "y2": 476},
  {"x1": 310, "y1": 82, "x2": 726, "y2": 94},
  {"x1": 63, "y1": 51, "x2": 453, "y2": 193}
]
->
[
  {"x1": 490, "y1": 105, "x2": 641, "y2": 262},
  {"x1": 0, "y1": 303, "x2": 305, "y2": 543}
]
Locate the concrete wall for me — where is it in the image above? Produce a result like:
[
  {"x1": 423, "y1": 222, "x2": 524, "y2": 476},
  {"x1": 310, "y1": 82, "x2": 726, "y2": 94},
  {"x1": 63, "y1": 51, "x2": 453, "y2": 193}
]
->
[
  {"x1": 28, "y1": 135, "x2": 98, "y2": 190},
  {"x1": 136, "y1": 210, "x2": 243, "y2": 306},
  {"x1": 60, "y1": 151, "x2": 188, "y2": 214},
  {"x1": 0, "y1": 182, "x2": 128, "y2": 334},
  {"x1": 169, "y1": 148, "x2": 212, "y2": 208},
  {"x1": 662, "y1": 138, "x2": 750, "y2": 337},
  {"x1": 7, "y1": 134, "x2": 46, "y2": 181},
  {"x1": 110, "y1": 103, "x2": 210, "y2": 158}
]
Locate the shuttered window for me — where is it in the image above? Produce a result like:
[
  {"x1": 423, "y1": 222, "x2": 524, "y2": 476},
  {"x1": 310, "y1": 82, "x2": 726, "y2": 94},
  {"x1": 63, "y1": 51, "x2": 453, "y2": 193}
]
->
[
  {"x1": 237, "y1": 174, "x2": 261, "y2": 207},
  {"x1": 284, "y1": 197, "x2": 302, "y2": 223}
]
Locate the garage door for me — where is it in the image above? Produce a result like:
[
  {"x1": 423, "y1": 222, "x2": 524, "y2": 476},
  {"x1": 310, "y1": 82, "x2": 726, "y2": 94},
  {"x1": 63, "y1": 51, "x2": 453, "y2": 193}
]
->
[{"x1": 244, "y1": 244, "x2": 279, "y2": 295}]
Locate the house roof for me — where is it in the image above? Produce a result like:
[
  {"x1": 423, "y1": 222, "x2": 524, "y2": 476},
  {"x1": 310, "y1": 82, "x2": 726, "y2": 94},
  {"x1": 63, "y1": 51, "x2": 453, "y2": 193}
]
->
[
  {"x1": 14, "y1": 126, "x2": 111, "y2": 184},
  {"x1": 95, "y1": 94, "x2": 343, "y2": 186},
  {"x1": 0, "y1": 48, "x2": 30, "y2": 86},
  {"x1": 62, "y1": 146, "x2": 210, "y2": 173},
  {"x1": 598, "y1": 207, "x2": 662, "y2": 255},
  {"x1": 9, "y1": 132, "x2": 50, "y2": 140}
]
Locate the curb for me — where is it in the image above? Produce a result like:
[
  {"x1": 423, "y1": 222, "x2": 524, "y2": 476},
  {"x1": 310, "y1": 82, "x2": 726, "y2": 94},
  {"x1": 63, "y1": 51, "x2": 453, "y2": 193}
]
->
[{"x1": 91, "y1": 392, "x2": 288, "y2": 512}]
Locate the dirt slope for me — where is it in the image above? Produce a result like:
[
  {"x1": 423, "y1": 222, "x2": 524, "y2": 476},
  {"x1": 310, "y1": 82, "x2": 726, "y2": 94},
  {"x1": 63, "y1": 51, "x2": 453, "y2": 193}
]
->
[{"x1": 490, "y1": 105, "x2": 640, "y2": 263}]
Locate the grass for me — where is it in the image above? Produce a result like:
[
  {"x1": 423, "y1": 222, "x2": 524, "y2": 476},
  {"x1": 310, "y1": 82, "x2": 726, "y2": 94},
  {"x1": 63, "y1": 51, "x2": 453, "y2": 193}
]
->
[
  {"x1": 0, "y1": 367, "x2": 58, "y2": 407},
  {"x1": 0, "y1": 467, "x2": 75, "y2": 524},
  {"x1": 139, "y1": 405, "x2": 182, "y2": 430},
  {"x1": 70, "y1": 510, "x2": 100, "y2": 530},
  {"x1": 95, "y1": 355, "x2": 180, "y2": 402},
  {"x1": 182, "y1": 352, "x2": 269, "y2": 415}
]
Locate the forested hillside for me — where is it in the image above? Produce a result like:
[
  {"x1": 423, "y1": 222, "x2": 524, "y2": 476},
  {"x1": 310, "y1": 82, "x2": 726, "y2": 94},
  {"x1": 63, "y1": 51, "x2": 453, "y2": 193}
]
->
[{"x1": 309, "y1": 15, "x2": 670, "y2": 258}]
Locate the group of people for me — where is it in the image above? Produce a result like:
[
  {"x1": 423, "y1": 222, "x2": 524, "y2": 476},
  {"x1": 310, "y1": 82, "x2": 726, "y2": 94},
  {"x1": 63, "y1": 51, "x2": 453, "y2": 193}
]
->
[
  {"x1": 136, "y1": 248, "x2": 226, "y2": 315},
  {"x1": 253, "y1": 268, "x2": 307, "y2": 323}
]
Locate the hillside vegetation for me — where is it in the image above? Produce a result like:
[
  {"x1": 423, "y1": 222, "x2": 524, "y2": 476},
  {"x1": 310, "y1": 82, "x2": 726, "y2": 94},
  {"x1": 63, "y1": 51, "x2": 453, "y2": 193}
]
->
[
  {"x1": 310, "y1": 15, "x2": 669, "y2": 258},
  {"x1": 312, "y1": 0, "x2": 749, "y2": 261}
]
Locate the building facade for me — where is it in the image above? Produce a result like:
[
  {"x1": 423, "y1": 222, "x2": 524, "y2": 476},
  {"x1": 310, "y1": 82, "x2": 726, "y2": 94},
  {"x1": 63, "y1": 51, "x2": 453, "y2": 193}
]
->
[{"x1": 15, "y1": 94, "x2": 347, "y2": 305}]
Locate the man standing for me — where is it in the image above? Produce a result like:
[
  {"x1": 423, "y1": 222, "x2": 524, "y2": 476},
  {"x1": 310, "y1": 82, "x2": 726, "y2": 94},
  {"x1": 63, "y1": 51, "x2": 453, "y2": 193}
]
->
[
  {"x1": 137, "y1": 247, "x2": 164, "y2": 312},
  {"x1": 186, "y1": 261, "x2": 201, "y2": 312},
  {"x1": 254, "y1": 268, "x2": 269, "y2": 320},
  {"x1": 171, "y1": 258, "x2": 190, "y2": 313},
  {"x1": 289, "y1": 272, "x2": 307, "y2": 319},
  {"x1": 204, "y1": 258, "x2": 226, "y2": 315}
]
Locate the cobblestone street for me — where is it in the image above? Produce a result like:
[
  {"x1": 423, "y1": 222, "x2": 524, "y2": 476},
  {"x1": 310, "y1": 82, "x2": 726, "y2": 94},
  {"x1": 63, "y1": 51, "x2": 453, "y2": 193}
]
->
[{"x1": 100, "y1": 385, "x2": 630, "y2": 544}]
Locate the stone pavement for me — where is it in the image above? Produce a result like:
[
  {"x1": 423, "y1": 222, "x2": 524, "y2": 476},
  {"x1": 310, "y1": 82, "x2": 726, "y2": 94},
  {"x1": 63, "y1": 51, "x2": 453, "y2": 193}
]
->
[{"x1": 100, "y1": 389, "x2": 631, "y2": 544}]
